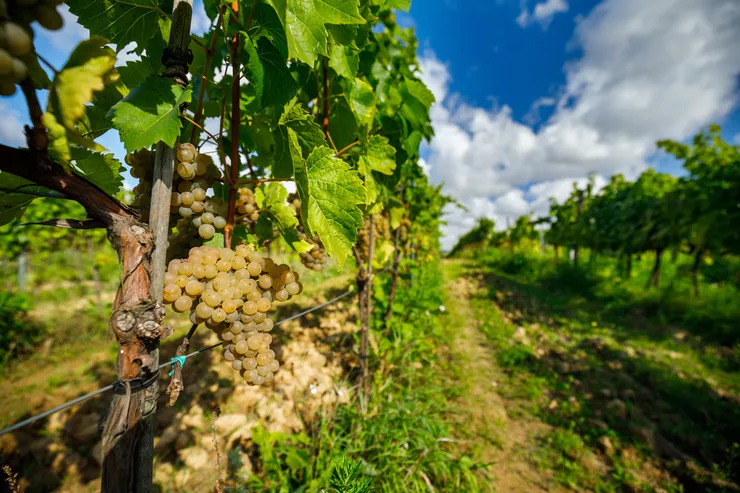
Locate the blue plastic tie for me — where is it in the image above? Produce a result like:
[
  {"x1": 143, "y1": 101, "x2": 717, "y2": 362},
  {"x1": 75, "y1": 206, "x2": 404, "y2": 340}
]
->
[{"x1": 168, "y1": 355, "x2": 188, "y2": 376}]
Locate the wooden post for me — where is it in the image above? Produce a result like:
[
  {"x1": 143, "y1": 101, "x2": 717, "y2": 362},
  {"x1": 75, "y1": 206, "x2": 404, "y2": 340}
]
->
[{"x1": 100, "y1": 2, "x2": 193, "y2": 492}]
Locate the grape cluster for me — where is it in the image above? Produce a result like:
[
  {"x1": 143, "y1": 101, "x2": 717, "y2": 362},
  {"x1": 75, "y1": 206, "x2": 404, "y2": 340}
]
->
[
  {"x1": 287, "y1": 194, "x2": 328, "y2": 270},
  {"x1": 163, "y1": 244, "x2": 303, "y2": 385},
  {"x1": 0, "y1": 0, "x2": 64, "y2": 96},
  {"x1": 127, "y1": 149, "x2": 155, "y2": 221},
  {"x1": 172, "y1": 143, "x2": 226, "y2": 240}
]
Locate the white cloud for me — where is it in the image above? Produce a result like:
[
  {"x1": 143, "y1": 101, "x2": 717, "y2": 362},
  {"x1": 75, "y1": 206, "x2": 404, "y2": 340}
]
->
[
  {"x1": 734, "y1": 133, "x2": 740, "y2": 145},
  {"x1": 517, "y1": 0, "x2": 569, "y2": 29},
  {"x1": 423, "y1": 0, "x2": 740, "y2": 250},
  {"x1": 0, "y1": 103, "x2": 27, "y2": 148},
  {"x1": 192, "y1": 0, "x2": 212, "y2": 36}
]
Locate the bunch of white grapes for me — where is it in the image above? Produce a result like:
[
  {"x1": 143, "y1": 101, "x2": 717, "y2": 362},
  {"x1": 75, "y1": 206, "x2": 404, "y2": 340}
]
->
[
  {"x1": 287, "y1": 194, "x2": 328, "y2": 271},
  {"x1": 127, "y1": 148, "x2": 155, "y2": 221},
  {"x1": 163, "y1": 244, "x2": 303, "y2": 385},
  {"x1": 0, "y1": 0, "x2": 64, "y2": 96}
]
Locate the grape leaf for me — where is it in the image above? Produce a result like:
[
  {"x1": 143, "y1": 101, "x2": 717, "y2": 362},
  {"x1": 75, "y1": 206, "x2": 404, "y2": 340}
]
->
[
  {"x1": 273, "y1": 127, "x2": 303, "y2": 179},
  {"x1": 243, "y1": 36, "x2": 298, "y2": 111},
  {"x1": 70, "y1": 148, "x2": 125, "y2": 196},
  {"x1": 67, "y1": 0, "x2": 172, "y2": 55},
  {"x1": 109, "y1": 76, "x2": 192, "y2": 153},
  {"x1": 204, "y1": 231, "x2": 225, "y2": 248},
  {"x1": 302, "y1": 146, "x2": 365, "y2": 268},
  {"x1": 358, "y1": 158, "x2": 378, "y2": 205},
  {"x1": 249, "y1": 2, "x2": 289, "y2": 60},
  {"x1": 327, "y1": 99, "x2": 357, "y2": 150},
  {"x1": 117, "y1": 55, "x2": 160, "y2": 89},
  {"x1": 78, "y1": 80, "x2": 128, "y2": 139},
  {"x1": 389, "y1": 206, "x2": 404, "y2": 229},
  {"x1": 373, "y1": 237, "x2": 395, "y2": 267},
  {"x1": 268, "y1": 0, "x2": 364, "y2": 65},
  {"x1": 348, "y1": 78, "x2": 376, "y2": 126},
  {"x1": 278, "y1": 101, "x2": 328, "y2": 156},
  {"x1": 364, "y1": 135, "x2": 396, "y2": 174},
  {"x1": 49, "y1": 37, "x2": 117, "y2": 130},
  {"x1": 329, "y1": 43, "x2": 358, "y2": 79},
  {"x1": 260, "y1": 183, "x2": 312, "y2": 252},
  {"x1": 403, "y1": 76, "x2": 435, "y2": 107},
  {"x1": 384, "y1": 0, "x2": 411, "y2": 11},
  {"x1": 0, "y1": 173, "x2": 50, "y2": 226}
]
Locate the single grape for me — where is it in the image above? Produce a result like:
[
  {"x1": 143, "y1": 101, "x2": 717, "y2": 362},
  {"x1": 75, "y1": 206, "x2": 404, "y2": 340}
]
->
[
  {"x1": 177, "y1": 143, "x2": 197, "y2": 162},
  {"x1": 196, "y1": 302, "x2": 213, "y2": 319},
  {"x1": 257, "y1": 297, "x2": 271, "y2": 313},
  {"x1": 281, "y1": 271, "x2": 296, "y2": 284},
  {"x1": 177, "y1": 161, "x2": 196, "y2": 180},
  {"x1": 235, "y1": 340, "x2": 248, "y2": 354},
  {"x1": 229, "y1": 321, "x2": 244, "y2": 334},
  {"x1": 185, "y1": 280, "x2": 203, "y2": 296},
  {"x1": 191, "y1": 201, "x2": 205, "y2": 213},
  {"x1": 246, "y1": 290, "x2": 261, "y2": 302},
  {"x1": 247, "y1": 262, "x2": 262, "y2": 276},
  {"x1": 275, "y1": 289, "x2": 289, "y2": 302},
  {"x1": 213, "y1": 216, "x2": 227, "y2": 229},
  {"x1": 244, "y1": 358, "x2": 258, "y2": 370},
  {"x1": 268, "y1": 360, "x2": 279, "y2": 372},
  {"x1": 247, "y1": 336, "x2": 262, "y2": 351},
  {"x1": 211, "y1": 308, "x2": 227, "y2": 323},
  {"x1": 222, "y1": 299, "x2": 238, "y2": 314},
  {"x1": 243, "y1": 369, "x2": 258, "y2": 382},
  {"x1": 242, "y1": 301, "x2": 258, "y2": 315},
  {"x1": 231, "y1": 256, "x2": 247, "y2": 270},
  {"x1": 0, "y1": 49, "x2": 12, "y2": 76},
  {"x1": 231, "y1": 360, "x2": 243, "y2": 371},
  {"x1": 179, "y1": 207, "x2": 193, "y2": 218},
  {"x1": 164, "y1": 271, "x2": 178, "y2": 286},
  {"x1": 202, "y1": 290, "x2": 222, "y2": 307},
  {"x1": 192, "y1": 188, "x2": 206, "y2": 201},
  {"x1": 163, "y1": 284, "x2": 181, "y2": 302},
  {"x1": 252, "y1": 375, "x2": 265, "y2": 385},
  {"x1": 258, "y1": 275, "x2": 272, "y2": 290},
  {"x1": 178, "y1": 262, "x2": 193, "y2": 276},
  {"x1": 35, "y1": 5, "x2": 64, "y2": 30},
  {"x1": 235, "y1": 244, "x2": 251, "y2": 258},
  {"x1": 204, "y1": 264, "x2": 219, "y2": 279},
  {"x1": 223, "y1": 350, "x2": 235, "y2": 362},
  {"x1": 253, "y1": 311, "x2": 266, "y2": 324},
  {"x1": 192, "y1": 264, "x2": 207, "y2": 279},
  {"x1": 204, "y1": 200, "x2": 219, "y2": 214},
  {"x1": 221, "y1": 330, "x2": 234, "y2": 342},
  {"x1": 175, "y1": 275, "x2": 189, "y2": 288},
  {"x1": 216, "y1": 259, "x2": 231, "y2": 272},
  {"x1": 199, "y1": 223, "x2": 216, "y2": 240},
  {"x1": 256, "y1": 353, "x2": 271, "y2": 366},
  {"x1": 173, "y1": 296, "x2": 193, "y2": 312},
  {"x1": 4, "y1": 23, "x2": 32, "y2": 56},
  {"x1": 261, "y1": 319, "x2": 274, "y2": 332}
]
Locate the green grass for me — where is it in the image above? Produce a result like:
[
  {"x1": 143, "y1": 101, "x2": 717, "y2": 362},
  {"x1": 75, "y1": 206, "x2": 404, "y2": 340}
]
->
[
  {"x1": 462, "y1": 249, "x2": 740, "y2": 492},
  {"x1": 241, "y1": 260, "x2": 487, "y2": 492}
]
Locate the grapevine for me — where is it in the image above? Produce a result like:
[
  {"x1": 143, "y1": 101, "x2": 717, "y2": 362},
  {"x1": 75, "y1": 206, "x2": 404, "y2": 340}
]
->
[{"x1": 288, "y1": 193, "x2": 328, "y2": 271}]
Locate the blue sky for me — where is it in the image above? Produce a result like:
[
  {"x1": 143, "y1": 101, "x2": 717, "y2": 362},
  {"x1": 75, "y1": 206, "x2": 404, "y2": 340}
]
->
[{"x1": 1, "y1": 0, "x2": 740, "y2": 249}]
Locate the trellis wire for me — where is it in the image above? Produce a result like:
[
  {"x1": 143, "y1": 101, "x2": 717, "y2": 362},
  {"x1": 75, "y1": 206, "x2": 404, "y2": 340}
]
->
[{"x1": 0, "y1": 288, "x2": 354, "y2": 438}]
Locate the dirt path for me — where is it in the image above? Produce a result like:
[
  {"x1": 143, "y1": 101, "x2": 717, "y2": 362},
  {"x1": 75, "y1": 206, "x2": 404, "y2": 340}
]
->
[{"x1": 442, "y1": 260, "x2": 560, "y2": 492}]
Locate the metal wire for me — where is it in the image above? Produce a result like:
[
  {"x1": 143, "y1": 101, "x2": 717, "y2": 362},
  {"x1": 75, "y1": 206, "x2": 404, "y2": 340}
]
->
[{"x1": 0, "y1": 288, "x2": 354, "y2": 438}]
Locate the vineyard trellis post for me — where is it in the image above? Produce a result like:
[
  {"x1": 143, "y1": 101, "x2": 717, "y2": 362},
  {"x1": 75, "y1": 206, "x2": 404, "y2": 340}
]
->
[{"x1": 99, "y1": 2, "x2": 193, "y2": 492}]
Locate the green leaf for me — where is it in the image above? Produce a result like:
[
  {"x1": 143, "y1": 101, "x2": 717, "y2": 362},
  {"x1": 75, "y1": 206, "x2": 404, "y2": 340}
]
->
[
  {"x1": 43, "y1": 112, "x2": 72, "y2": 165},
  {"x1": 384, "y1": 0, "x2": 411, "y2": 11},
  {"x1": 70, "y1": 148, "x2": 125, "y2": 196},
  {"x1": 0, "y1": 173, "x2": 49, "y2": 226},
  {"x1": 260, "y1": 183, "x2": 313, "y2": 252},
  {"x1": 327, "y1": 99, "x2": 357, "y2": 150},
  {"x1": 364, "y1": 135, "x2": 396, "y2": 174},
  {"x1": 49, "y1": 37, "x2": 117, "y2": 130},
  {"x1": 268, "y1": 0, "x2": 364, "y2": 65},
  {"x1": 249, "y1": 2, "x2": 290, "y2": 60},
  {"x1": 67, "y1": 0, "x2": 172, "y2": 55},
  {"x1": 348, "y1": 78, "x2": 376, "y2": 126},
  {"x1": 244, "y1": 36, "x2": 298, "y2": 111},
  {"x1": 329, "y1": 43, "x2": 358, "y2": 79},
  {"x1": 273, "y1": 127, "x2": 304, "y2": 179},
  {"x1": 403, "y1": 77, "x2": 435, "y2": 107},
  {"x1": 204, "y1": 231, "x2": 225, "y2": 248},
  {"x1": 358, "y1": 157, "x2": 377, "y2": 205},
  {"x1": 373, "y1": 237, "x2": 395, "y2": 267},
  {"x1": 303, "y1": 146, "x2": 365, "y2": 268},
  {"x1": 254, "y1": 214, "x2": 274, "y2": 244},
  {"x1": 117, "y1": 55, "x2": 160, "y2": 89},
  {"x1": 389, "y1": 206, "x2": 404, "y2": 229},
  {"x1": 109, "y1": 76, "x2": 192, "y2": 153},
  {"x1": 279, "y1": 101, "x2": 328, "y2": 156}
]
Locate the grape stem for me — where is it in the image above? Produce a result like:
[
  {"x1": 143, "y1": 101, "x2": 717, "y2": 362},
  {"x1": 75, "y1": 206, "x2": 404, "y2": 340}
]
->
[
  {"x1": 165, "y1": 323, "x2": 199, "y2": 406},
  {"x1": 235, "y1": 177, "x2": 291, "y2": 186},
  {"x1": 19, "y1": 78, "x2": 48, "y2": 155},
  {"x1": 336, "y1": 140, "x2": 359, "y2": 157},
  {"x1": 35, "y1": 53, "x2": 59, "y2": 75},
  {"x1": 182, "y1": 115, "x2": 223, "y2": 151},
  {"x1": 224, "y1": 0, "x2": 242, "y2": 248}
]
